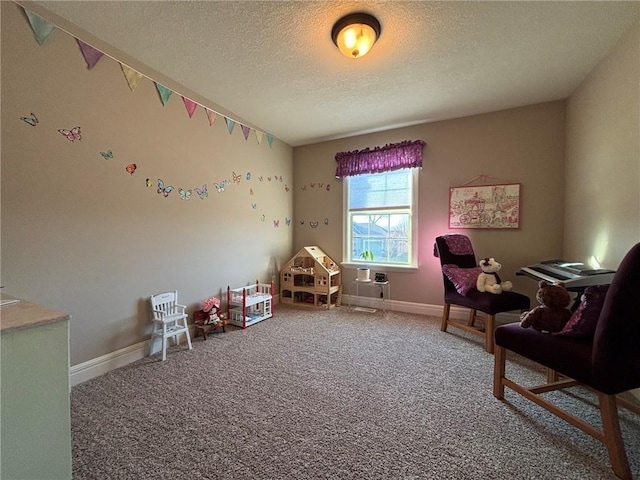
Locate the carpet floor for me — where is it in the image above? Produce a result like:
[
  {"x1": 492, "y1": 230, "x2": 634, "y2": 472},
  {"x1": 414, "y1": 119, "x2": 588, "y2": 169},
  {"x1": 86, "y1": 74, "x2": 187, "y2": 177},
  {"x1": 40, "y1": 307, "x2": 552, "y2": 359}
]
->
[{"x1": 71, "y1": 306, "x2": 640, "y2": 479}]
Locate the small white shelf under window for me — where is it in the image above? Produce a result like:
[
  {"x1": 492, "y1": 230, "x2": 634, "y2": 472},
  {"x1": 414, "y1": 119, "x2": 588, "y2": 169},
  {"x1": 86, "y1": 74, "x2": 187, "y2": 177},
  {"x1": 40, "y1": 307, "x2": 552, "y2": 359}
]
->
[{"x1": 350, "y1": 280, "x2": 390, "y2": 313}]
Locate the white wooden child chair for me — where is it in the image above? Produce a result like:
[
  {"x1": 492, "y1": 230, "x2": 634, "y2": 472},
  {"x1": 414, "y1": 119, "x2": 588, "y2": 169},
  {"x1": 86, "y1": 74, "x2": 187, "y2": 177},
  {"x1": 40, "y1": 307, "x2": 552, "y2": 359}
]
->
[{"x1": 150, "y1": 290, "x2": 192, "y2": 361}]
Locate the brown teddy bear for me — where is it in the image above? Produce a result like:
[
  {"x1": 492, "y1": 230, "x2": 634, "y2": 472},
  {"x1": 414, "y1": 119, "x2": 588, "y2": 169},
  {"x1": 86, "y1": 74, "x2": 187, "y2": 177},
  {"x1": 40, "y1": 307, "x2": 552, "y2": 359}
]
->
[{"x1": 520, "y1": 281, "x2": 572, "y2": 333}]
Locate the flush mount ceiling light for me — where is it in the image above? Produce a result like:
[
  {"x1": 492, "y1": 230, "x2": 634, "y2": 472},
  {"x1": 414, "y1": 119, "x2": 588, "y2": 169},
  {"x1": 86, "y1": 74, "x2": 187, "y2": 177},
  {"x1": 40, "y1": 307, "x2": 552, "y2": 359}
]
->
[{"x1": 331, "y1": 12, "x2": 381, "y2": 59}]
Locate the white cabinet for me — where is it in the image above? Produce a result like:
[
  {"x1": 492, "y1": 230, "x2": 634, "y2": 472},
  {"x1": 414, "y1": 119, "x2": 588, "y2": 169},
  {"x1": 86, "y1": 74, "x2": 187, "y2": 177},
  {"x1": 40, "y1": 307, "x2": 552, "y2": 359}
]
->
[
  {"x1": 0, "y1": 294, "x2": 72, "y2": 479},
  {"x1": 226, "y1": 282, "x2": 273, "y2": 328}
]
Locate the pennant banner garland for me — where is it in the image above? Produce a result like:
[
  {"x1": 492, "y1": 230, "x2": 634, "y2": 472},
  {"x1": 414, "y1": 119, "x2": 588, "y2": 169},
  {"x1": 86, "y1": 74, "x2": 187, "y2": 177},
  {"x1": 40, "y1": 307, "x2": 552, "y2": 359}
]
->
[
  {"x1": 155, "y1": 83, "x2": 173, "y2": 106},
  {"x1": 182, "y1": 97, "x2": 198, "y2": 118},
  {"x1": 25, "y1": 10, "x2": 56, "y2": 45},
  {"x1": 241, "y1": 125, "x2": 251, "y2": 140},
  {"x1": 21, "y1": 6, "x2": 277, "y2": 148},
  {"x1": 206, "y1": 109, "x2": 217, "y2": 126},
  {"x1": 225, "y1": 117, "x2": 236, "y2": 135},
  {"x1": 76, "y1": 39, "x2": 104, "y2": 70},
  {"x1": 120, "y1": 64, "x2": 143, "y2": 91}
]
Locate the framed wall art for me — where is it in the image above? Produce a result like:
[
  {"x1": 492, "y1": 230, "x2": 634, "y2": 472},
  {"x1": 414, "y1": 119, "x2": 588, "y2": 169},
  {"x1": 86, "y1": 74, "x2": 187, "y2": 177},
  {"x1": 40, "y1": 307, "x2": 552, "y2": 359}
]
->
[{"x1": 448, "y1": 183, "x2": 521, "y2": 229}]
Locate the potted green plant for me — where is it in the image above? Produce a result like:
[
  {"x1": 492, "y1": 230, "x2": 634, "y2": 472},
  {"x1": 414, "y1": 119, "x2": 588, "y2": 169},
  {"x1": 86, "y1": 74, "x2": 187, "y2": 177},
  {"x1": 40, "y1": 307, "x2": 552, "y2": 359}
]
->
[
  {"x1": 360, "y1": 251, "x2": 374, "y2": 262},
  {"x1": 357, "y1": 250, "x2": 374, "y2": 281}
]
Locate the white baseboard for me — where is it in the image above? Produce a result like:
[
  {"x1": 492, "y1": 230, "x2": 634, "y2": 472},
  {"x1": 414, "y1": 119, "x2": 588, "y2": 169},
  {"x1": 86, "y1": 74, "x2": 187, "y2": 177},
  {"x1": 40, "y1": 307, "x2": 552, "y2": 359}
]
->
[
  {"x1": 69, "y1": 298, "x2": 517, "y2": 386},
  {"x1": 344, "y1": 295, "x2": 519, "y2": 323},
  {"x1": 70, "y1": 341, "x2": 147, "y2": 386}
]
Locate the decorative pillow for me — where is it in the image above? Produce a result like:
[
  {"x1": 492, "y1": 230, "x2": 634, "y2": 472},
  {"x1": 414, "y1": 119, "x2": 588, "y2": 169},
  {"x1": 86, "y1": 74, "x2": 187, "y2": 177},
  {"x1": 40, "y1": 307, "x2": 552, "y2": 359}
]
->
[
  {"x1": 442, "y1": 264, "x2": 482, "y2": 296},
  {"x1": 556, "y1": 284, "x2": 610, "y2": 338},
  {"x1": 443, "y1": 235, "x2": 474, "y2": 255}
]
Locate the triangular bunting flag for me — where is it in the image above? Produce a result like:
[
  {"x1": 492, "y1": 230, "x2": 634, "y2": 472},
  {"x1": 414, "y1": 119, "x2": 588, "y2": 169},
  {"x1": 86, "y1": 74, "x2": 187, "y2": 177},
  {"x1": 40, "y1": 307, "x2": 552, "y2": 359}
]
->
[
  {"x1": 205, "y1": 109, "x2": 217, "y2": 126},
  {"x1": 76, "y1": 39, "x2": 103, "y2": 69},
  {"x1": 25, "y1": 10, "x2": 56, "y2": 45},
  {"x1": 120, "y1": 64, "x2": 143, "y2": 91},
  {"x1": 225, "y1": 117, "x2": 236, "y2": 134},
  {"x1": 255, "y1": 131, "x2": 264, "y2": 144},
  {"x1": 155, "y1": 83, "x2": 172, "y2": 106},
  {"x1": 182, "y1": 97, "x2": 198, "y2": 118},
  {"x1": 266, "y1": 134, "x2": 274, "y2": 148},
  {"x1": 241, "y1": 125, "x2": 251, "y2": 140}
]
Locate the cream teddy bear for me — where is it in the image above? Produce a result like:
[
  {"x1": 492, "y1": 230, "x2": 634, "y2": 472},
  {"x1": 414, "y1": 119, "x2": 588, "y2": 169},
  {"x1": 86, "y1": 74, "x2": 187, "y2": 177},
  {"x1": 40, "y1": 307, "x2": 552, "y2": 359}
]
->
[{"x1": 476, "y1": 257, "x2": 513, "y2": 294}]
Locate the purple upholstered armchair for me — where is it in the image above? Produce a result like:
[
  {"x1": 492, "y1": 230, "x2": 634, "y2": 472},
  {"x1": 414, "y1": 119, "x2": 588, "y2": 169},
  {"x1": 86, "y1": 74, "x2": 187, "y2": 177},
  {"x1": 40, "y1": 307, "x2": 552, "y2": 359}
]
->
[
  {"x1": 434, "y1": 234, "x2": 530, "y2": 353},
  {"x1": 493, "y1": 242, "x2": 640, "y2": 479}
]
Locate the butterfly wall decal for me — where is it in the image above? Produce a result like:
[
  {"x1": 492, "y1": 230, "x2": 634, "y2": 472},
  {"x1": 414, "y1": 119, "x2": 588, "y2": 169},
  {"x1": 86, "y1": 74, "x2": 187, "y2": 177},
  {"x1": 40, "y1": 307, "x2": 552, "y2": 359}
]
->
[
  {"x1": 195, "y1": 185, "x2": 208, "y2": 199},
  {"x1": 125, "y1": 164, "x2": 137, "y2": 175},
  {"x1": 284, "y1": 185, "x2": 290, "y2": 192},
  {"x1": 273, "y1": 220, "x2": 279, "y2": 228},
  {"x1": 179, "y1": 188, "x2": 192, "y2": 200},
  {"x1": 232, "y1": 171, "x2": 241, "y2": 184},
  {"x1": 300, "y1": 220, "x2": 305, "y2": 225},
  {"x1": 310, "y1": 182, "x2": 316, "y2": 188},
  {"x1": 246, "y1": 172, "x2": 251, "y2": 181},
  {"x1": 157, "y1": 179, "x2": 174, "y2": 197},
  {"x1": 326, "y1": 184, "x2": 331, "y2": 192},
  {"x1": 146, "y1": 178, "x2": 153, "y2": 188},
  {"x1": 285, "y1": 217, "x2": 291, "y2": 226},
  {"x1": 324, "y1": 218, "x2": 329, "y2": 225},
  {"x1": 251, "y1": 203, "x2": 257, "y2": 209},
  {"x1": 258, "y1": 176, "x2": 263, "y2": 182},
  {"x1": 250, "y1": 188, "x2": 254, "y2": 196},
  {"x1": 214, "y1": 183, "x2": 225, "y2": 193},
  {"x1": 310, "y1": 222, "x2": 319, "y2": 229},
  {"x1": 261, "y1": 214, "x2": 266, "y2": 222},
  {"x1": 266, "y1": 176, "x2": 271, "y2": 182},
  {"x1": 58, "y1": 126, "x2": 81, "y2": 142},
  {"x1": 318, "y1": 183, "x2": 324, "y2": 188},
  {"x1": 301, "y1": 185, "x2": 307, "y2": 191},
  {"x1": 20, "y1": 112, "x2": 38, "y2": 127},
  {"x1": 100, "y1": 150, "x2": 113, "y2": 160}
]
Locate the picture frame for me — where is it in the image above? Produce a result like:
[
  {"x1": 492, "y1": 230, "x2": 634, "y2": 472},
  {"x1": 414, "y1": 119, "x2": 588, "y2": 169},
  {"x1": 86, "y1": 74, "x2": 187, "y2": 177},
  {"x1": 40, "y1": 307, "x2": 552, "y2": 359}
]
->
[{"x1": 448, "y1": 183, "x2": 521, "y2": 229}]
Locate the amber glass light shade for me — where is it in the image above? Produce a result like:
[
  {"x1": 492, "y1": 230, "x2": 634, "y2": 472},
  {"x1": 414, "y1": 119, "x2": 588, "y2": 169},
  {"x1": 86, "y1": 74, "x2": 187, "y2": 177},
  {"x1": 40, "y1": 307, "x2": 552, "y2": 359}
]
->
[{"x1": 331, "y1": 13, "x2": 381, "y2": 59}]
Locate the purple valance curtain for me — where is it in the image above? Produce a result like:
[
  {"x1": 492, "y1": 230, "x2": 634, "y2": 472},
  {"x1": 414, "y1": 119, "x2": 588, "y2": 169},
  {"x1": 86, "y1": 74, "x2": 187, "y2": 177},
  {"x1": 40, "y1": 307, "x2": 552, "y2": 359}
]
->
[{"x1": 335, "y1": 139, "x2": 426, "y2": 178}]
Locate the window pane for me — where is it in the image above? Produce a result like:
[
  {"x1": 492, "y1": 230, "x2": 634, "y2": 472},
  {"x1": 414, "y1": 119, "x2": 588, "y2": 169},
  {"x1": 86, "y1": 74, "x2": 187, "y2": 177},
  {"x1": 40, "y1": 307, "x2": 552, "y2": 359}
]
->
[
  {"x1": 349, "y1": 212, "x2": 410, "y2": 263},
  {"x1": 348, "y1": 170, "x2": 410, "y2": 209}
]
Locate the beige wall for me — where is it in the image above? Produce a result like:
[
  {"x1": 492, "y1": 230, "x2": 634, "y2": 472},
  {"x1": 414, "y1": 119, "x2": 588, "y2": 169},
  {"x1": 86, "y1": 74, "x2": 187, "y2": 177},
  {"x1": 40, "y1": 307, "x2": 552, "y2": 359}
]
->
[
  {"x1": 565, "y1": 21, "x2": 640, "y2": 268},
  {"x1": 565, "y1": 21, "x2": 639, "y2": 402},
  {"x1": 1, "y1": 2, "x2": 293, "y2": 366},
  {"x1": 293, "y1": 102, "x2": 567, "y2": 306}
]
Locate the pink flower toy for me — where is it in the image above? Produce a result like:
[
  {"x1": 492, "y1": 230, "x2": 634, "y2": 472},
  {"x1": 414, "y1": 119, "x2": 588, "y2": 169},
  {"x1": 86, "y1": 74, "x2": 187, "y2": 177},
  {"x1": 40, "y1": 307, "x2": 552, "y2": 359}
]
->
[
  {"x1": 202, "y1": 296, "x2": 222, "y2": 325},
  {"x1": 202, "y1": 296, "x2": 220, "y2": 313}
]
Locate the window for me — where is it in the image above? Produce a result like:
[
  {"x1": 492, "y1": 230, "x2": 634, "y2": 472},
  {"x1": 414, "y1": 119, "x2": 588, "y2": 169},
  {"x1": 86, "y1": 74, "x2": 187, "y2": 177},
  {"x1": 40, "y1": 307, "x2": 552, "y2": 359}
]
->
[
  {"x1": 344, "y1": 168, "x2": 419, "y2": 267},
  {"x1": 335, "y1": 139, "x2": 425, "y2": 269}
]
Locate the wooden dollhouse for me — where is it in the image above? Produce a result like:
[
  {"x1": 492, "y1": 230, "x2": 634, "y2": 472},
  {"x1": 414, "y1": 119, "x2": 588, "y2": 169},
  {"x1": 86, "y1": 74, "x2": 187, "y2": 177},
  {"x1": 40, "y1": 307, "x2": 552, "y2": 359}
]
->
[{"x1": 280, "y1": 246, "x2": 342, "y2": 309}]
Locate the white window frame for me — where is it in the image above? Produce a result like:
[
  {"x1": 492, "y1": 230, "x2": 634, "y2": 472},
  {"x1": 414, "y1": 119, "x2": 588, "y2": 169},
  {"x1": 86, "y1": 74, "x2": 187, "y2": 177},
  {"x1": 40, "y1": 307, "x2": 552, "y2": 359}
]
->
[{"x1": 342, "y1": 168, "x2": 419, "y2": 271}]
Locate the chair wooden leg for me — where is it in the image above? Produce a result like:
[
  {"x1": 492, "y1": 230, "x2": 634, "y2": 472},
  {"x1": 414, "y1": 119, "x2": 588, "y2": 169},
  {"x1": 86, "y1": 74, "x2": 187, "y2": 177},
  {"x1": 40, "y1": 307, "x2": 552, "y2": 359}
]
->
[
  {"x1": 599, "y1": 393, "x2": 632, "y2": 480},
  {"x1": 467, "y1": 309, "x2": 477, "y2": 327},
  {"x1": 485, "y1": 314, "x2": 496, "y2": 354},
  {"x1": 547, "y1": 368, "x2": 559, "y2": 383},
  {"x1": 185, "y1": 330, "x2": 193, "y2": 351},
  {"x1": 493, "y1": 345, "x2": 506, "y2": 399},
  {"x1": 441, "y1": 303, "x2": 451, "y2": 332}
]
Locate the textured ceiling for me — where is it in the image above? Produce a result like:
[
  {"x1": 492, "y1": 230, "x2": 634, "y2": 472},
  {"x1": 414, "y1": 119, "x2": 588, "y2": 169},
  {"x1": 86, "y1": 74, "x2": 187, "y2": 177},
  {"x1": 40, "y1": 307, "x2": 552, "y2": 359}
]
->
[{"x1": 27, "y1": 1, "x2": 640, "y2": 146}]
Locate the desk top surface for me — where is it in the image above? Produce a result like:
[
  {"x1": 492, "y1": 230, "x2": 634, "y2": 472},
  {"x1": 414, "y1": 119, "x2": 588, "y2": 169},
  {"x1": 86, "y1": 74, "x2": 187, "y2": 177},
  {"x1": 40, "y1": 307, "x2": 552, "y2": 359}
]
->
[{"x1": 1, "y1": 293, "x2": 69, "y2": 334}]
